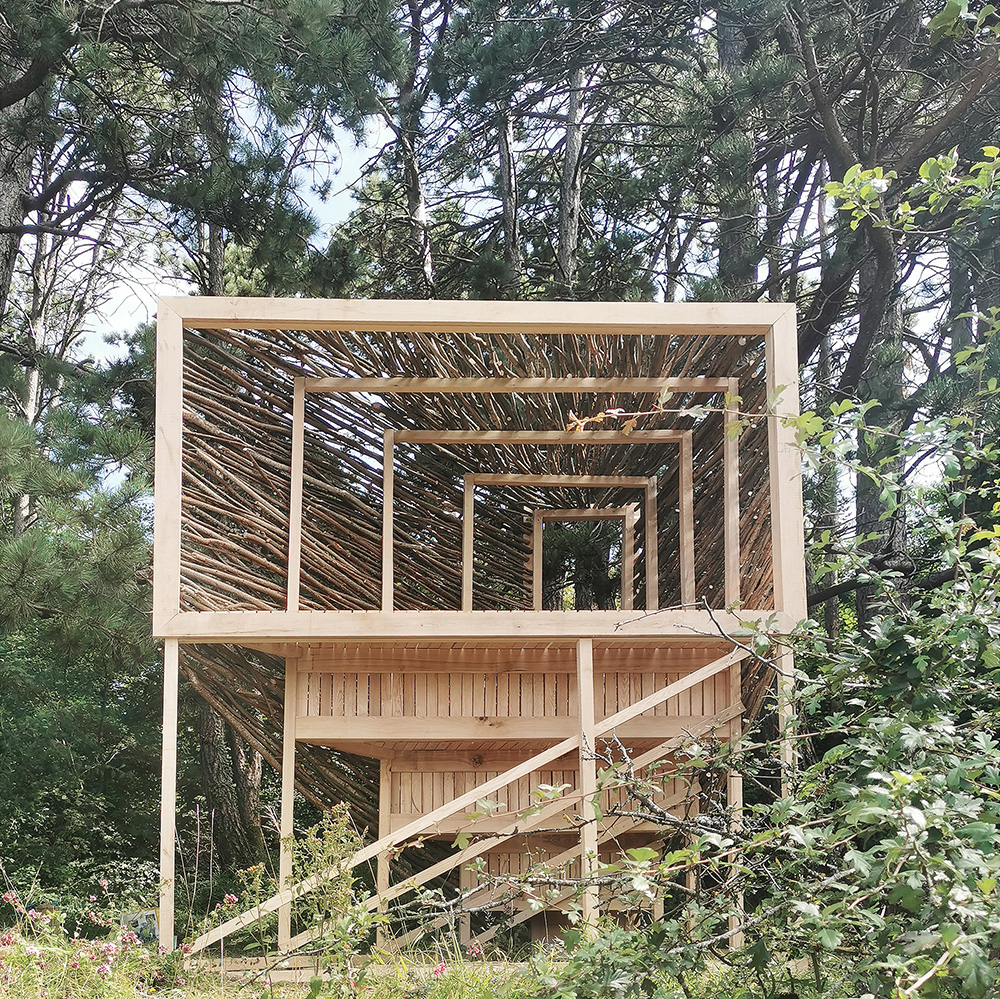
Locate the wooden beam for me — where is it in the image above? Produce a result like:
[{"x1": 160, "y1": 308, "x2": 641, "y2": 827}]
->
[
  {"x1": 278, "y1": 658, "x2": 297, "y2": 951},
  {"x1": 159, "y1": 296, "x2": 788, "y2": 335},
  {"x1": 394, "y1": 429, "x2": 693, "y2": 441},
  {"x1": 470, "y1": 473, "x2": 650, "y2": 488},
  {"x1": 157, "y1": 608, "x2": 800, "y2": 642},
  {"x1": 531, "y1": 509, "x2": 543, "y2": 611},
  {"x1": 776, "y1": 644, "x2": 796, "y2": 797},
  {"x1": 307, "y1": 378, "x2": 730, "y2": 395},
  {"x1": 158, "y1": 639, "x2": 179, "y2": 951},
  {"x1": 295, "y1": 714, "x2": 741, "y2": 745},
  {"x1": 765, "y1": 308, "x2": 807, "y2": 621},
  {"x1": 645, "y1": 476, "x2": 659, "y2": 611},
  {"x1": 536, "y1": 507, "x2": 632, "y2": 522},
  {"x1": 286, "y1": 378, "x2": 305, "y2": 612},
  {"x1": 724, "y1": 378, "x2": 741, "y2": 607},
  {"x1": 577, "y1": 638, "x2": 599, "y2": 928},
  {"x1": 381, "y1": 430, "x2": 394, "y2": 612},
  {"x1": 623, "y1": 505, "x2": 636, "y2": 611},
  {"x1": 152, "y1": 304, "x2": 184, "y2": 631},
  {"x1": 679, "y1": 435, "x2": 695, "y2": 605},
  {"x1": 462, "y1": 475, "x2": 474, "y2": 612}
]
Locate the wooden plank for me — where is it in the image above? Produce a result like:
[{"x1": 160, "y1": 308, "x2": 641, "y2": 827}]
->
[
  {"x1": 278, "y1": 658, "x2": 297, "y2": 951},
  {"x1": 724, "y1": 378, "x2": 741, "y2": 607},
  {"x1": 295, "y1": 714, "x2": 740, "y2": 744},
  {"x1": 158, "y1": 639, "x2": 179, "y2": 951},
  {"x1": 531, "y1": 510, "x2": 543, "y2": 610},
  {"x1": 577, "y1": 638, "x2": 599, "y2": 927},
  {"x1": 537, "y1": 507, "x2": 631, "y2": 522},
  {"x1": 308, "y1": 378, "x2": 731, "y2": 395},
  {"x1": 152, "y1": 304, "x2": 183, "y2": 631},
  {"x1": 471, "y1": 474, "x2": 650, "y2": 488},
  {"x1": 395, "y1": 429, "x2": 692, "y2": 442},
  {"x1": 161, "y1": 295, "x2": 787, "y2": 334},
  {"x1": 765, "y1": 306, "x2": 808, "y2": 621},
  {"x1": 776, "y1": 644, "x2": 796, "y2": 796},
  {"x1": 462, "y1": 475, "x2": 474, "y2": 611},
  {"x1": 679, "y1": 435, "x2": 695, "y2": 605},
  {"x1": 382, "y1": 430, "x2": 394, "y2": 611},
  {"x1": 157, "y1": 607, "x2": 799, "y2": 642},
  {"x1": 645, "y1": 476, "x2": 659, "y2": 611},
  {"x1": 286, "y1": 378, "x2": 305, "y2": 612},
  {"x1": 622, "y1": 505, "x2": 636, "y2": 611}
]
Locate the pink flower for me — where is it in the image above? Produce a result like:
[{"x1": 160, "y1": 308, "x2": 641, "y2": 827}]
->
[
  {"x1": 96, "y1": 963, "x2": 111, "y2": 977},
  {"x1": 466, "y1": 942, "x2": 482, "y2": 957},
  {"x1": 89, "y1": 896, "x2": 96, "y2": 902},
  {"x1": 432, "y1": 961, "x2": 446, "y2": 977},
  {"x1": 24, "y1": 946, "x2": 39, "y2": 956},
  {"x1": 0, "y1": 934, "x2": 14, "y2": 946},
  {"x1": 223, "y1": 893, "x2": 238, "y2": 906}
]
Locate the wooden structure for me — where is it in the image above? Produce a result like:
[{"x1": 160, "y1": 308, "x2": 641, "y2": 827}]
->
[{"x1": 153, "y1": 298, "x2": 806, "y2": 953}]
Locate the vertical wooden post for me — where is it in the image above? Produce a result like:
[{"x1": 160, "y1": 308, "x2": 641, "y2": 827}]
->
[
  {"x1": 621, "y1": 506, "x2": 636, "y2": 611},
  {"x1": 382, "y1": 430, "x2": 395, "y2": 611},
  {"x1": 679, "y1": 435, "x2": 695, "y2": 605},
  {"x1": 278, "y1": 657, "x2": 298, "y2": 951},
  {"x1": 727, "y1": 652, "x2": 744, "y2": 949},
  {"x1": 158, "y1": 638, "x2": 179, "y2": 951},
  {"x1": 576, "y1": 638, "x2": 599, "y2": 929},
  {"x1": 286, "y1": 378, "x2": 305, "y2": 612},
  {"x1": 376, "y1": 759, "x2": 392, "y2": 949},
  {"x1": 532, "y1": 510, "x2": 543, "y2": 610},
  {"x1": 644, "y1": 478, "x2": 659, "y2": 611},
  {"x1": 152, "y1": 304, "x2": 183, "y2": 632},
  {"x1": 765, "y1": 309, "x2": 806, "y2": 784},
  {"x1": 724, "y1": 378, "x2": 741, "y2": 607},
  {"x1": 462, "y1": 475, "x2": 475, "y2": 611}
]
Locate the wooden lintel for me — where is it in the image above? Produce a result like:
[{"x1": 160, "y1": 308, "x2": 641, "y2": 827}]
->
[
  {"x1": 471, "y1": 474, "x2": 650, "y2": 488},
  {"x1": 156, "y1": 608, "x2": 797, "y2": 642},
  {"x1": 395, "y1": 429, "x2": 692, "y2": 441},
  {"x1": 159, "y1": 295, "x2": 790, "y2": 334}
]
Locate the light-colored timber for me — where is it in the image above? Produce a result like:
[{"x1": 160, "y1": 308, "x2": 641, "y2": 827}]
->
[{"x1": 153, "y1": 298, "x2": 805, "y2": 956}]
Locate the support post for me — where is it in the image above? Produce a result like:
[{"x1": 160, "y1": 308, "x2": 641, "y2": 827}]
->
[
  {"x1": 278, "y1": 657, "x2": 298, "y2": 951},
  {"x1": 576, "y1": 637, "x2": 599, "y2": 929},
  {"x1": 622, "y1": 505, "x2": 636, "y2": 611},
  {"x1": 462, "y1": 475, "x2": 474, "y2": 611},
  {"x1": 376, "y1": 760, "x2": 391, "y2": 949},
  {"x1": 286, "y1": 378, "x2": 305, "y2": 611},
  {"x1": 645, "y1": 477, "x2": 659, "y2": 611},
  {"x1": 532, "y1": 510, "x2": 543, "y2": 610},
  {"x1": 382, "y1": 430, "x2": 395, "y2": 611},
  {"x1": 679, "y1": 435, "x2": 695, "y2": 605},
  {"x1": 727, "y1": 652, "x2": 744, "y2": 949},
  {"x1": 723, "y1": 378, "x2": 741, "y2": 607},
  {"x1": 158, "y1": 639, "x2": 179, "y2": 951}
]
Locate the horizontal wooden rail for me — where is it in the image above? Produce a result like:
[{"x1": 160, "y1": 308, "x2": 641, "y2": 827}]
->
[
  {"x1": 303, "y1": 377, "x2": 733, "y2": 394},
  {"x1": 394, "y1": 430, "x2": 691, "y2": 443}
]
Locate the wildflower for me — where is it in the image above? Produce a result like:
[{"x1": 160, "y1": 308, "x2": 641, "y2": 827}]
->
[
  {"x1": 99, "y1": 879, "x2": 109, "y2": 890},
  {"x1": 223, "y1": 893, "x2": 238, "y2": 906},
  {"x1": 432, "y1": 962, "x2": 446, "y2": 977},
  {"x1": 89, "y1": 896, "x2": 96, "y2": 902},
  {"x1": 466, "y1": 942, "x2": 482, "y2": 957},
  {"x1": 179, "y1": 943, "x2": 193, "y2": 954},
  {"x1": 70, "y1": 961, "x2": 79, "y2": 969},
  {"x1": 96, "y1": 963, "x2": 111, "y2": 977},
  {"x1": 25, "y1": 946, "x2": 40, "y2": 956},
  {"x1": 0, "y1": 934, "x2": 14, "y2": 946}
]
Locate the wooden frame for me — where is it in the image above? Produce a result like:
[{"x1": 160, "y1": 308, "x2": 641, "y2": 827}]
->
[
  {"x1": 153, "y1": 298, "x2": 806, "y2": 953},
  {"x1": 530, "y1": 506, "x2": 639, "y2": 611},
  {"x1": 462, "y1": 473, "x2": 657, "y2": 612}
]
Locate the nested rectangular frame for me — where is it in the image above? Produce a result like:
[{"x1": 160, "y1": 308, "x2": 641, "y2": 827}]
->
[
  {"x1": 531, "y1": 506, "x2": 639, "y2": 611},
  {"x1": 154, "y1": 298, "x2": 806, "y2": 639},
  {"x1": 462, "y1": 473, "x2": 656, "y2": 613}
]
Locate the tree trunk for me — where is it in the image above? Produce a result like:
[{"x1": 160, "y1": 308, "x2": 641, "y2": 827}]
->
[
  {"x1": 199, "y1": 702, "x2": 266, "y2": 871},
  {"x1": 497, "y1": 109, "x2": 523, "y2": 297},
  {"x1": 0, "y1": 103, "x2": 35, "y2": 326},
  {"x1": 854, "y1": 249, "x2": 906, "y2": 630},
  {"x1": 556, "y1": 66, "x2": 586, "y2": 297},
  {"x1": 716, "y1": 8, "x2": 757, "y2": 298}
]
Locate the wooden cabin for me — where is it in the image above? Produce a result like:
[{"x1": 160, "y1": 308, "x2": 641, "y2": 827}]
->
[{"x1": 152, "y1": 299, "x2": 806, "y2": 954}]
